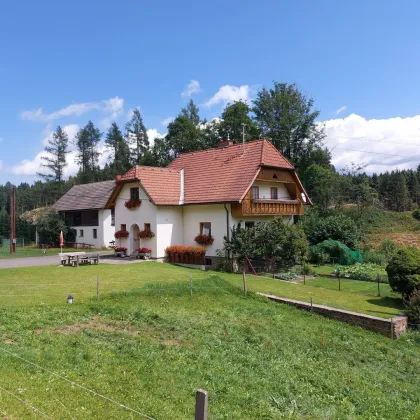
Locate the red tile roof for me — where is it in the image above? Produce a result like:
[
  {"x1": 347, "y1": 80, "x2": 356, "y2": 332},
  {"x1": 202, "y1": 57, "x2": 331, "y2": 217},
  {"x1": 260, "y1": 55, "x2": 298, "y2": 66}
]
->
[
  {"x1": 119, "y1": 166, "x2": 181, "y2": 205},
  {"x1": 116, "y1": 139, "x2": 307, "y2": 206},
  {"x1": 168, "y1": 139, "x2": 294, "y2": 204}
]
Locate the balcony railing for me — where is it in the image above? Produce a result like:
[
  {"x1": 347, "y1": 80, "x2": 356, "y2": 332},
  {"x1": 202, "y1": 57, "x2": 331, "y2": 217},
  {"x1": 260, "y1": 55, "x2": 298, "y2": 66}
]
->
[{"x1": 232, "y1": 199, "x2": 303, "y2": 217}]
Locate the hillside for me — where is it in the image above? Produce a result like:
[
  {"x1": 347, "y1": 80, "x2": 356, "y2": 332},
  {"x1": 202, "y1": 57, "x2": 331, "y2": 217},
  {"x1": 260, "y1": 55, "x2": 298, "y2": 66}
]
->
[{"x1": 341, "y1": 207, "x2": 420, "y2": 248}]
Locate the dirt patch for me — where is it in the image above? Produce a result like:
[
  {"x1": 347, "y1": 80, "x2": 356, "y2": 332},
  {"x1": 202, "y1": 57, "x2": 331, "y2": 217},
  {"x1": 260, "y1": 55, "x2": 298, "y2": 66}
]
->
[
  {"x1": 368, "y1": 233, "x2": 420, "y2": 249},
  {"x1": 4, "y1": 339, "x2": 15, "y2": 345}
]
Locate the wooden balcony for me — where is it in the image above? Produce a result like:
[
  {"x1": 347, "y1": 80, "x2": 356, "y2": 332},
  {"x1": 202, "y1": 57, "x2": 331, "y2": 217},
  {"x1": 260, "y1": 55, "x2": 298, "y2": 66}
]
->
[{"x1": 231, "y1": 198, "x2": 304, "y2": 217}]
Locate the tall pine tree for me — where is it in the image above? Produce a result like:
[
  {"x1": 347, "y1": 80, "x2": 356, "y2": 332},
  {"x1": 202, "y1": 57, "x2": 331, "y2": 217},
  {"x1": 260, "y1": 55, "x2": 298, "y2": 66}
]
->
[
  {"x1": 38, "y1": 126, "x2": 69, "y2": 183},
  {"x1": 75, "y1": 121, "x2": 102, "y2": 183},
  {"x1": 105, "y1": 122, "x2": 131, "y2": 175},
  {"x1": 125, "y1": 109, "x2": 149, "y2": 165}
]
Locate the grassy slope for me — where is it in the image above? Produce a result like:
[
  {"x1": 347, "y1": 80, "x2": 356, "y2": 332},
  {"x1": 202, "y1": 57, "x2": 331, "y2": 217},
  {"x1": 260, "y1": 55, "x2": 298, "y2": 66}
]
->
[
  {"x1": 342, "y1": 207, "x2": 420, "y2": 248},
  {"x1": 0, "y1": 263, "x2": 403, "y2": 317},
  {"x1": 0, "y1": 276, "x2": 419, "y2": 419}
]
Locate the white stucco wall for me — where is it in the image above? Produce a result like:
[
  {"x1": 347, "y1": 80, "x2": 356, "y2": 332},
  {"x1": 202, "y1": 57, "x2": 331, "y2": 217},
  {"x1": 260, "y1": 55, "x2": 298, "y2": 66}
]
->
[
  {"x1": 156, "y1": 206, "x2": 184, "y2": 258},
  {"x1": 252, "y1": 181, "x2": 291, "y2": 200},
  {"x1": 114, "y1": 182, "x2": 158, "y2": 256},
  {"x1": 182, "y1": 204, "x2": 230, "y2": 256},
  {"x1": 100, "y1": 209, "x2": 115, "y2": 248},
  {"x1": 72, "y1": 225, "x2": 101, "y2": 248}
]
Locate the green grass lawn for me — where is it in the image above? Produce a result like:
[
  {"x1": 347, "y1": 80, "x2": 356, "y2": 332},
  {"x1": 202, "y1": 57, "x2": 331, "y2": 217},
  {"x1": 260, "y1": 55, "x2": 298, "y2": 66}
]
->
[
  {"x1": 312, "y1": 264, "x2": 336, "y2": 275},
  {"x1": 0, "y1": 263, "x2": 404, "y2": 317},
  {"x1": 0, "y1": 265, "x2": 419, "y2": 419},
  {"x1": 0, "y1": 247, "x2": 105, "y2": 259}
]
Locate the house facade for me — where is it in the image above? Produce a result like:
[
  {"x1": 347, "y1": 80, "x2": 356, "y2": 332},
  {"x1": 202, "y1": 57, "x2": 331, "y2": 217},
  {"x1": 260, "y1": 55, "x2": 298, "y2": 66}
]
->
[
  {"x1": 106, "y1": 139, "x2": 311, "y2": 262},
  {"x1": 54, "y1": 180, "x2": 116, "y2": 248}
]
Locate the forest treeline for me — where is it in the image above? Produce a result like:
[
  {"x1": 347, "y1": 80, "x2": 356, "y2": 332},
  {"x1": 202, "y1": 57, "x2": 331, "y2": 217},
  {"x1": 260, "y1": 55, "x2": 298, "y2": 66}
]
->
[{"x1": 0, "y1": 81, "x2": 417, "y2": 241}]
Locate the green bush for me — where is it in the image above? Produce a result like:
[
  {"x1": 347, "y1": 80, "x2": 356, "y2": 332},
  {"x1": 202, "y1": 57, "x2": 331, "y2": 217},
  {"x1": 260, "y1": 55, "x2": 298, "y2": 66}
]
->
[
  {"x1": 386, "y1": 247, "x2": 420, "y2": 298},
  {"x1": 309, "y1": 240, "x2": 362, "y2": 266},
  {"x1": 380, "y1": 240, "x2": 397, "y2": 262},
  {"x1": 412, "y1": 208, "x2": 420, "y2": 221},
  {"x1": 405, "y1": 292, "x2": 420, "y2": 327},
  {"x1": 334, "y1": 263, "x2": 388, "y2": 283},
  {"x1": 304, "y1": 212, "x2": 360, "y2": 249},
  {"x1": 362, "y1": 250, "x2": 386, "y2": 265}
]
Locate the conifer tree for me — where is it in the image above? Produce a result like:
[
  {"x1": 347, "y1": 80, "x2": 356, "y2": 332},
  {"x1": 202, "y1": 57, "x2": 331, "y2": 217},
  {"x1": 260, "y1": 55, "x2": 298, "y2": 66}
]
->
[
  {"x1": 105, "y1": 122, "x2": 131, "y2": 175},
  {"x1": 125, "y1": 109, "x2": 149, "y2": 165}
]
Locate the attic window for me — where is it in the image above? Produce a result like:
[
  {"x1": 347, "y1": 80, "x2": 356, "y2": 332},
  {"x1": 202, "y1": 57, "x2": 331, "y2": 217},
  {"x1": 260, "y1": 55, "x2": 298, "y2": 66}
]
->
[{"x1": 273, "y1": 174, "x2": 278, "y2": 179}]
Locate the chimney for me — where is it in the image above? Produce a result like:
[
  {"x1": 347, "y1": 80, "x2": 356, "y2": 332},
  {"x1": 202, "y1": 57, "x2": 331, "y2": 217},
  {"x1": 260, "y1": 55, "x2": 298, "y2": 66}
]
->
[
  {"x1": 115, "y1": 174, "x2": 122, "y2": 181},
  {"x1": 216, "y1": 139, "x2": 234, "y2": 149}
]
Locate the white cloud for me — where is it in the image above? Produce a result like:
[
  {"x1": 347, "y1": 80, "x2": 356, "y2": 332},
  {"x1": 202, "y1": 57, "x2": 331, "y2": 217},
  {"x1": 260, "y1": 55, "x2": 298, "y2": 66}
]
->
[
  {"x1": 181, "y1": 80, "x2": 201, "y2": 98},
  {"x1": 21, "y1": 96, "x2": 124, "y2": 122},
  {"x1": 335, "y1": 105, "x2": 347, "y2": 115},
  {"x1": 323, "y1": 113, "x2": 420, "y2": 173},
  {"x1": 204, "y1": 85, "x2": 252, "y2": 107},
  {"x1": 147, "y1": 129, "x2": 165, "y2": 147},
  {"x1": 42, "y1": 124, "x2": 80, "y2": 146},
  {"x1": 161, "y1": 117, "x2": 174, "y2": 126}
]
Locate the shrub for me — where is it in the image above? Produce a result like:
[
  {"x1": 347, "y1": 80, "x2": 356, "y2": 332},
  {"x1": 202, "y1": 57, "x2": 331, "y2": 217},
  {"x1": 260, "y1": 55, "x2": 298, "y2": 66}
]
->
[
  {"x1": 304, "y1": 213, "x2": 360, "y2": 249},
  {"x1": 275, "y1": 272, "x2": 298, "y2": 281},
  {"x1": 386, "y1": 247, "x2": 420, "y2": 298},
  {"x1": 334, "y1": 263, "x2": 388, "y2": 283},
  {"x1": 412, "y1": 208, "x2": 420, "y2": 221},
  {"x1": 308, "y1": 247, "x2": 330, "y2": 265},
  {"x1": 362, "y1": 250, "x2": 386, "y2": 266},
  {"x1": 380, "y1": 240, "x2": 397, "y2": 262},
  {"x1": 405, "y1": 292, "x2": 420, "y2": 326}
]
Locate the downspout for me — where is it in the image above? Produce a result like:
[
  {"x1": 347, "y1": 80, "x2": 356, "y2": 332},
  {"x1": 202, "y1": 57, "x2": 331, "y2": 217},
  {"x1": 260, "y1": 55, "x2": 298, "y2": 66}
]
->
[{"x1": 224, "y1": 203, "x2": 230, "y2": 260}]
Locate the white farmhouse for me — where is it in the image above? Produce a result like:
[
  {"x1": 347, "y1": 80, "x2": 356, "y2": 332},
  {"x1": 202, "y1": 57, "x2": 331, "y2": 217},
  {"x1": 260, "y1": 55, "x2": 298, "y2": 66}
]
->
[
  {"x1": 105, "y1": 139, "x2": 311, "y2": 263},
  {"x1": 54, "y1": 181, "x2": 116, "y2": 248}
]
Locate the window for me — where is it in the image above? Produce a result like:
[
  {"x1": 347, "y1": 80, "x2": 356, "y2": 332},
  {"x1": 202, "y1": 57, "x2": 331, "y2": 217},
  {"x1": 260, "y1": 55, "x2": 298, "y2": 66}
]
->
[
  {"x1": 200, "y1": 222, "x2": 211, "y2": 236},
  {"x1": 144, "y1": 223, "x2": 151, "y2": 232},
  {"x1": 111, "y1": 208, "x2": 115, "y2": 227},
  {"x1": 130, "y1": 187, "x2": 140, "y2": 201},
  {"x1": 271, "y1": 187, "x2": 278, "y2": 200},
  {"x1": 93, "y1": 229, "x2": 97, "y2": 239},
  {"x1": 79, "y1": 229, "x2": 84, "y2": 238},
  {"x1": 252, "y1": 186, "x2": 259, "y2": 200},
  {"x1": 245, "y1": 221, "x2": 255, "y2": 229},
  {"x1": 121, "y1": 224, "x2": 126, "y2": 231}
]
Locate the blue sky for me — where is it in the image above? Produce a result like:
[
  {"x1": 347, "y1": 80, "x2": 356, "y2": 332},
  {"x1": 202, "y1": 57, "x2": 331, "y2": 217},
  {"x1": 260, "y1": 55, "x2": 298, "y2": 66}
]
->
[{"x1": 1, "y1": 0, "x2": 420, "y2": 183}]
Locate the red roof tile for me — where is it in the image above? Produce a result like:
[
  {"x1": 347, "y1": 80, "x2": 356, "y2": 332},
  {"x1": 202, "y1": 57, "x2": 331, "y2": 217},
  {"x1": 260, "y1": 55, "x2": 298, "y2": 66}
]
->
[
  {"x1": 168, "y1": 139, "x2": 294, "y2": 204},
  {"x1": 120, "y1": 166, "x2": 181, "y2": 205},
  {"x1": 117, "y1": 139, "x2": 307, "y2": 206}
]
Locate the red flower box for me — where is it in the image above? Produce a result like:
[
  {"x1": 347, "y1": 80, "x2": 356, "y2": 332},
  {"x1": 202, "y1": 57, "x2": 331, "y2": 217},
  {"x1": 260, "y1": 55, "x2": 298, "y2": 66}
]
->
[
  {"x1": 165, "y1": 245, "x2": 206, "y2": 264},
  {"x1": 125, "y1": 199, "x2": 141, "y2": 209},
  {"x1": 137, "y1": 247, "x2": 151, "y2": 253},
  {"x1": 115, "y1": 247, "x2": 127, "y2": 252},
  {"x1": 138, "y1": 230, "x2": 155, "y2": 239},
  {"x1": 115, "y1": 230, "x2": 129, "y2": 239},
  {"x1": 194, "y1": 234, "x2": 214, "y2": 246}
]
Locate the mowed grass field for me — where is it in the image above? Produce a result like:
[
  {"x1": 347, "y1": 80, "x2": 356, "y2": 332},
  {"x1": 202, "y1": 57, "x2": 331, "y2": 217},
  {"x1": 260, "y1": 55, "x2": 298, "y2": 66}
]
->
[
  {"x1": 0, "y1": 247, "x2": 104, "y2": 259},
  {"x1": 0, "y1": 263, "x2": 418, "y2": 419}
]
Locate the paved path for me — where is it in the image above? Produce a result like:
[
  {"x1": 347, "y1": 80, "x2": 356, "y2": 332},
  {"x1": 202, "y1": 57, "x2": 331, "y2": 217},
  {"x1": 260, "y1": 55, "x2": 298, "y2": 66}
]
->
[{"x1": 0, "y1": 252, "x2": 116, "y2": 269}]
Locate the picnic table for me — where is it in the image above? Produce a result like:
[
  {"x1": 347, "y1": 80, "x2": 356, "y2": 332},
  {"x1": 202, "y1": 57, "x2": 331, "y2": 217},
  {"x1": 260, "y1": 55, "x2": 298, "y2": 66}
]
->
[{"x1": 59, "y1": 252, "x2": 100, "y2": 267}]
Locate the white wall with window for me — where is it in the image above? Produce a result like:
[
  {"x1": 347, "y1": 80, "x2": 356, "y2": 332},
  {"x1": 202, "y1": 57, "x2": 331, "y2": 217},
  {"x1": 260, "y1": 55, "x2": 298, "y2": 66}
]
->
[{"x1": 114, "y1": 182, "x2": 157, "y2": 256}]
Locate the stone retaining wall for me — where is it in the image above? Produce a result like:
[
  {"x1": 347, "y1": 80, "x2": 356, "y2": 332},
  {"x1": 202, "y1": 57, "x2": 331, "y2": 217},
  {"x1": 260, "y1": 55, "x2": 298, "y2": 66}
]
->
[{"x1": 258, "y1": 293, "x2": 407, "y2": 338}]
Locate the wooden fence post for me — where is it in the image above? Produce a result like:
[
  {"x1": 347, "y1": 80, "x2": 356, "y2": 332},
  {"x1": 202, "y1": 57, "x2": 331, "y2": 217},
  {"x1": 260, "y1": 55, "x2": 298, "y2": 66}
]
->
[
  {"x1": 97, "y1": 275, "x2": 100, "y2": 301},
  {"x1": 190, "y1": 274, "x2": 193, "y2": 297},
  {"x1": 195, "y1": 389, "x2": 208, "y2": 420}
]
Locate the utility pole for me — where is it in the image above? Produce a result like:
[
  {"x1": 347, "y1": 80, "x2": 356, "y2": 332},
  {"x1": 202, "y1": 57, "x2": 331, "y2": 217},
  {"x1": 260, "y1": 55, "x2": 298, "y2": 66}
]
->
[{"x1": 10, "y1": 184, "x2": 16, "y2": 253}]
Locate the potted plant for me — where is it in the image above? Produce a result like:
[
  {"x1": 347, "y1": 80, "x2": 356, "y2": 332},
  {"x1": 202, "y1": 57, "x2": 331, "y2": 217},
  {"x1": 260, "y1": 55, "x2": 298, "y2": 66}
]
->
[
  {"x1": 138, "y1": 230, "x2": 155, "y2": 239},
  {"x1": 124, "y1": 199, "x2": 141, "y2": 209},
  {"x1": 114, "y1": 247, "x2": 127, "y2": 257},
  {"x1": 194, "y1": 234, "x2": 214, "y2": 246},
  {"x1": 136, "y1": 247, "x2": 151, "y2": 260}
]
